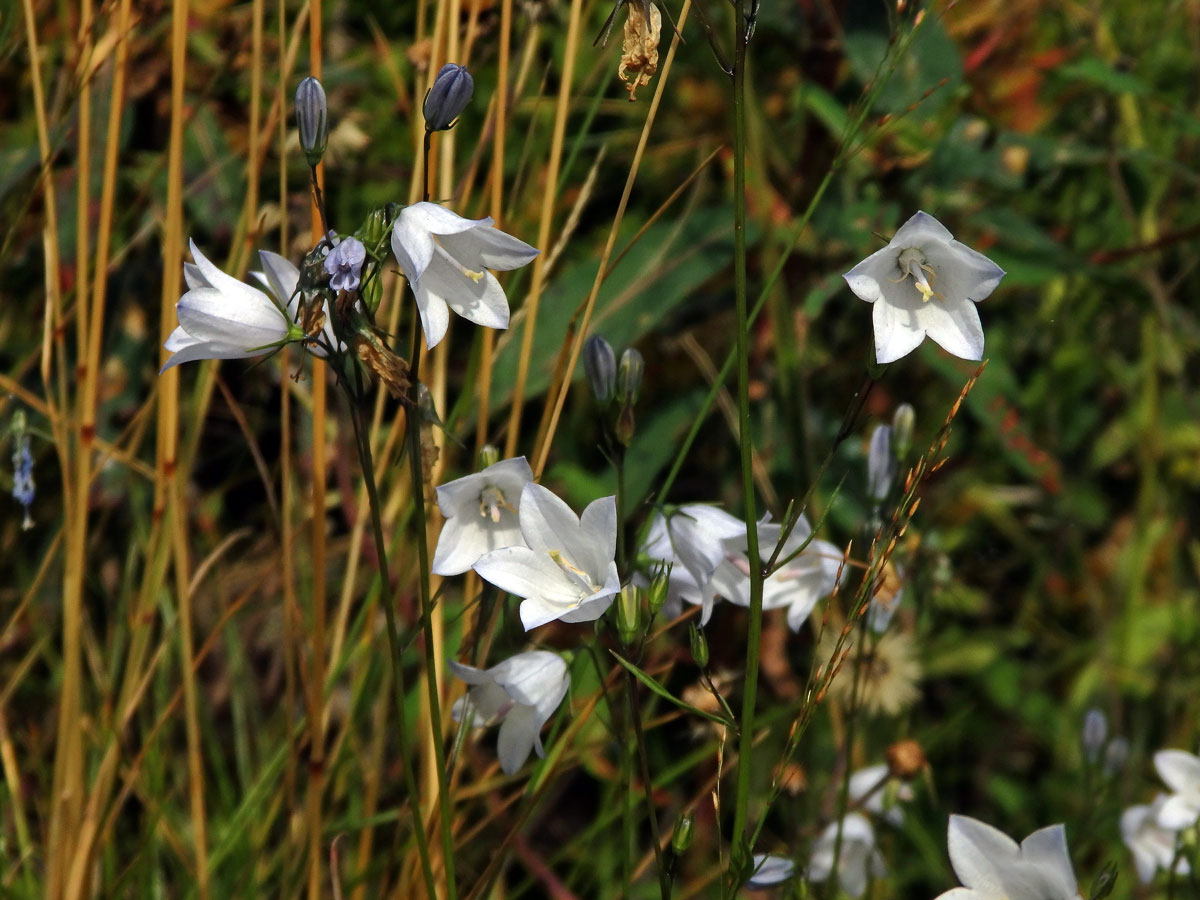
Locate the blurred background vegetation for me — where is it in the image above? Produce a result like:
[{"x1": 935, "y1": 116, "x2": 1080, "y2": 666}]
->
[{"x1": 2, "y1": 0, "x2": 1199, "y2": 895}]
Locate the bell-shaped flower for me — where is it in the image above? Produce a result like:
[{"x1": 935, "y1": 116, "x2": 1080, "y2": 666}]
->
[
  {"x1": 1154, "y1": 749, "x2": 1200, "y2": 829},
  {"x1": 843, "y1": 211, "x2": 1005, "y2": 364},
  {"x1": 1121, "y1": 795, "x2": 1190, "y2": 884},
  {"x1": 849, "y1": 763, "x2": 914, "y2": 826},
  {"x1": 324, "y1": 236, "x2": 366, "y2": 293},
  {"x1": 163, "y1": 240, "x2": 301, "y2": 371},
  {"x1": 640, "y1": 505, "x2": 745, "y2": 624},
  {"x1": 933, "y1": 814, "x2": 1079, "y2": 900},
  {"x1": 473, "y1": 483, "x2": 620, "y2": 630},
  {"x1": 745, "y1": 853, "x2": 795, "y2": 890},
  {"x1": 449, "y1": 650, "x2": 569, "y2": 775},
  {"x1": 390, "y1": 202, "x2": 539, "y2": 350},
  {"x1": 432, "y1": 456, "x2": 534, "y2": 576},
  {"x1": 710, "y1": 515, "x2": 841, "y2": 631},
  {"x1": 807, "y1": 813, "x2": 886, "y2": 899}
]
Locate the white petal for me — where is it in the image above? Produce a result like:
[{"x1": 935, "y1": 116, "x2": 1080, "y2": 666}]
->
[
  {"x1": 188, "y1": 239, "x2": 254, "y2": 300},
  {"x1": 438, "y1": 224, "x2": 540, "y2": 272},
  {"x1": 1019, "y1": 824, "x2": 1077, "y2": 900},
  {"x1": 555, "y1": 587, "x2": 619, "y2": 623},
  {"x1": 413, "y1": 283, "x2": 451, "y2": 349},
  {"x1": 472, "y1": 546, "x2": 583, "y2": 608},
  {"x1": 746, "y1": 854, "x2": 794, "y2": 888},
  {"x1": 871, "y1": 289, "x2": 928, "y2": 364},
  {"x1": 578, "y1": 495, "x2": 619, "y2": 581},
  {"x1": 492, "y1": 651, "x2": 568, "y2": 717},
  {"x1": 176, "y1": 286, "x2": 288, "y2": 347},
  {"x1": 924, "y1": 240, "x2": 1005, "y2": 303},
  {"x1": 391, "y1": 202, "x2": 482, "y2": 286},
  {"x1": 160, "y1": 338, "x2": 258, "y2": 372},
  {"x1": 256, "y1": 249, "x2": 301, "y2": 307},
  {"x1": 1157, "y1": 794, "x2": 1200, "y2": 830},
  {"x1": 914, "y1": 294, "x2": 985, "y2": 361},
  {"x1": 1154, "y1": 750, "x2": 1200, "y2": 795},
  {"x1": 516, "y1": 484, "x2": 600, "y2": 576},
  {"x1": 447, "y1": 659, "x2": 490, "y2": 685},
  {"x1": 183, "y1": 261, "x2": 209, "y2": 290},
  {"x1": 890, "y1": 210, "x2": 955, "y2": 247},
  {"x1": 947, "y1": 815, "x2": 1021, "y2": 895},
  {"x1": 420, "y1": 250, "x2": 511, "y2": 330},
  {"x1": 496, "y1": 703, "x2": 538, "y2": 774},
  {"x1": 843, "y1": 244, "x2": 903, "y2": 305},
  {"x1": 932, "y1": 890, "x2": 989, "y2": 900}
]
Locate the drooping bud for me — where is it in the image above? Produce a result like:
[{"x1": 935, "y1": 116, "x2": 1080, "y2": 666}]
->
[
  {"x1": 688, "y1": 622, "x2": 709, "y2": 668},
  {"x1": 617, "y1": 347, "x2": 645, "y2": 406},
  {"x1": 670, "y1": 811, "x2": 695, "y2": 854},
  {"x1": 1082, "y1": 708, "x2": 1107, "y2": 764},
  {"x1": 479, "y1": 444, "x2": 501, "y2": 469},
  {"x1": 1087, "y1": 861, "x2": 1119, "y2": 900},
  {"x1": 424, "y1": 64, "x2": 474, "y2": 132},
  {"x1": 616, "y1": 584, "x2": 642, "y2": 646},
  {"x1": 295, "y1": 76, "x2": 328, "y2": 167},
  {"x1": 583, "y1": 335, "x2": 617, "y2": 404},
  {"x1": 892, "y1": 403, "x2": 916, "y2": 462},
  {"x1": 867, "y1": 424, "x2": 895, "y2": 503}
]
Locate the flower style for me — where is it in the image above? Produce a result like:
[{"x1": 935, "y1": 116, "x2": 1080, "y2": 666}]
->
[
  {"x1": 710, "y1": 516, "x2": 841, "y2": 632},
  {"x1": 849, "y1": 764, "x2": 914, "y2": 826},
  {"x1": 807, "y1": 813, "x2": 886, "y2": 899},
  {"x1": 640, "y1": 505, "x2": 746, "y2": 624},
  {"x1": 933, "y1": 815, "x2": 1079, "y2": 900},
  {"x1": 449, "y1": 651, "x2": 569, "y2": 775},
  {"x1": 390, "y1": 202, "x2": 539, "y2": 350},
  {"x1": 1121, "y1": 796, "x2": 1190, "y2": 884},
  {"x1": 745, "y1": 854, "x2": 795, "y2": 889},
  {"x1": 1154, "y1": 749, "x2": 1200, "y2": 829},
  {"x1": 163, "y1": 241, "x2": 299, "y2": 371},
  {"x1": 843, "y1": 211, "x2": 1005, "y2": 365},
  {"x1": 432, "y1": 456, "x2": 534, "y2": 576},
  {"x1": 473, "y1": 483, "x2": 620, "y2": 630}
]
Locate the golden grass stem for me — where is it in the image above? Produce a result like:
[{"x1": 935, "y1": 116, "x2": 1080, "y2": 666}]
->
[{"x1": 502, "y1": 0, "x2": 584, "y2": 460}]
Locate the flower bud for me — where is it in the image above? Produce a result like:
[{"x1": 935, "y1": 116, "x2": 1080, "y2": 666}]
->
[
  {"x1": 1082, "y1": 708, "x2": 1107, "y2": 764},
  {"x1": 615, "y1": 405, "x2": 636, "y2": 447},
  {"x1": 1088, "y1": 861, "x2": 1118, "y2": 900},
  {"x1": 646, "y1": 567, "x2": 670, "y2": 618},
  {"x1": 295, "y1": 76, "x2": 328, "y2": 167},
  {"x1": 479, "y1": 444, "x2": 501, "y2": 469},
  {"x1": 892, "y1": 403, "x2": 916, "y2": 462},
  {"x1": 688, "y1": 622, "x2": 709, "y2": 668},
  {"x1": 670, "y1": 812, "x2": 695, "y2": 854},
  {"x1": 867, "y1": 424, "x2": 895, "y2": 503},
  {"x1": 424, "y1": 64, "x2": 474, "y2": 132},
  {"x1": 583, "y1": 335, "x2": 617, "y2": 404},
  {"x1": 617, "y1": 347, "x2": 645, "y2": 406},
  {"x1": 1103, "y1": 736, "x2": 1129, "y2": 775},
  {"x1": 616, "y1": 584, "x2": 642, "y2": 646}
]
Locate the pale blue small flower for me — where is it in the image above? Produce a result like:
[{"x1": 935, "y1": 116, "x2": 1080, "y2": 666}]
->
[{"x1": 324, "y1": 236, "x2": 366, "y2": 293}]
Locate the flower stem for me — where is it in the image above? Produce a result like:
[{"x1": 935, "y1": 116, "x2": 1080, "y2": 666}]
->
[
  {"x1": 346, "y1": 399, "x2": 438, "y2": 897},
  {"x1": 624, "y1": 670, "x2": 672, "y2": 900},
  {"x1": 405, "y1": 328, "x2": 459, "y2": 900},
  {"x1": 727, "y1": 0, "x2": 764, "y2": 889}
]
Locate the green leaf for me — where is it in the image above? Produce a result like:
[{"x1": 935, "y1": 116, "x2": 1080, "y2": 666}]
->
[{"x1": 609, "y1": 650, "x2": 736, "y2": 730}]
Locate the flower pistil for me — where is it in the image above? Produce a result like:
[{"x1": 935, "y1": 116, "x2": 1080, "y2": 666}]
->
[{"x1": 894, "y1": 248, "x2": 942, "y2": 303}]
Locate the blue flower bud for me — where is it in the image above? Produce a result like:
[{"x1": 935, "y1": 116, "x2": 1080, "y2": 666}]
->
[
  {"x1": 583, "y1": 335, "x2": 617, "y2": 404},
  {"x1": 1082, "y1": 708, "x2": 1107, "y2": 764},
  {"x1": 892, "y1": 402, "x2": 916, "y2": 461},
  {"x1": 295, "y1": 76, "x2": 328, "y2": 167},
  {"x1": 867, "y1": 424, "x2": 895, "y2": 503},
  {"x1": 424, "y1": 64, "x2": 474, "y2": 132}
]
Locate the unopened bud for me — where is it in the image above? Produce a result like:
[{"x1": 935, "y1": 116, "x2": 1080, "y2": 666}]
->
[
  {"x1": 360, "y1": 204, "x2": 397, "y2": 249},
  {"x1": 892, "y1": 403, "x2": 915, "y2": 462},
  {"x1": 615, "y1": 405, "x2": 636, "y2": 447},
  {"x1": 424, "y1": 64, "x2": 474, "y2": 132},
  {"x1": 688, "y1": 622, "x2": 709, "y2": 668},
  {"x1": 295, "y1": 76, "x2": 328, "y2": 167},
  {"x1": 616, "y1": 584, "x2": 641, "y2": 645},
  {"x1": 1103, "y1": 736, "x2": 1129, "y2": 775},
  {"x1": 670, "y1": 812, "x2": 695, "y2": 854},
  {"x1": 617, "y1": 347, "x2": 645, "y2": 406},
  {"x1": 479, "y1": 444, "x2": 501, "y2": 469},
  {"x1": 1088, "y1": 861, "x2": 1118, "y2": 900},
  {"x1": 867, "y1": 424, "x2": 895, "y2": 502},
  {"x1": 646, "y1": 567, "x2": 670, "y2": 618},
  {"x1": 1082, "y1": 708, "x2": 1107, "y2": 764},
  {"x1": 583, "y1": 335, "x2": 617, "y2": 404}
]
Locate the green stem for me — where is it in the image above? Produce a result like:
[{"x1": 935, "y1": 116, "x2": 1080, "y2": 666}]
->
[
  {"x1": 404, "y1": 329, "x2": 459, "y2": 900},
  {"x1": 625, "y1": 670, "x2": 672, "y2": 900},
  {"x1": 346, "y1": 400, "x2": 438, "y2": 897},
  {"x1": 728, "y1": 1, "x2": 764, "y2": 890}
]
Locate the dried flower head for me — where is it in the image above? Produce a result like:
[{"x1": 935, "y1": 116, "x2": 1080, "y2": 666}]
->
[
  {"x1": 619, "y1": 0, "x2": 661, "y2": 101},
  {"x1": 818, "y1": 628, "x2": 922, "y2": 717},
  {"x1": 352, "y1": 331, "x2": 410, "y2": 399}
]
